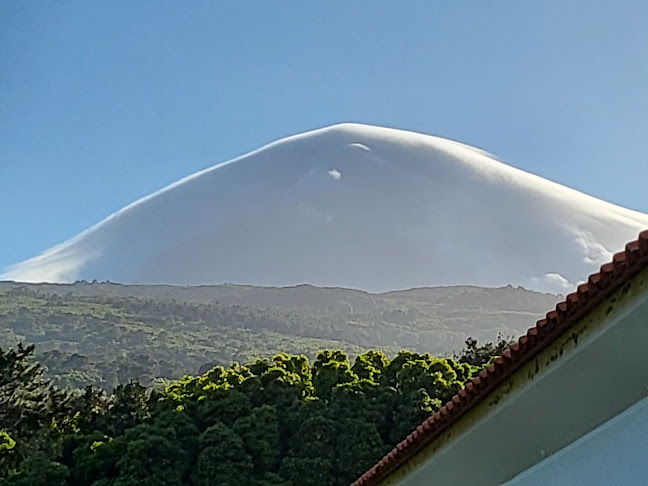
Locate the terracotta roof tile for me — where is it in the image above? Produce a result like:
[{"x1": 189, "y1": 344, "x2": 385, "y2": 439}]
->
[{"x1": 353, "y1": 230, "x2": 648, "y2": 486}]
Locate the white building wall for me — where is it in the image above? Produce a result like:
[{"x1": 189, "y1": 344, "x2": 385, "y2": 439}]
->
[{"x1": 507, "y1": 394, "x2": 648, "y2": 485}]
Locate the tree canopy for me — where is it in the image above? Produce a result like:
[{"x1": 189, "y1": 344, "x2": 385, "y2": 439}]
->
[{"x1": 0, "y1": 339, "x2": 503, "y2": 485}]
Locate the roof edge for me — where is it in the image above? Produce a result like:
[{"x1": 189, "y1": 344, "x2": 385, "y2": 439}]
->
[{"x1": 353, "y1": 229, "x2": 648, "y2": 486}]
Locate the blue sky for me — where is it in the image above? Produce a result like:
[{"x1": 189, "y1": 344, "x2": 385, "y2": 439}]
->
[{"x1": 1, "y1": 1, "x2": 647, "y2": 273}]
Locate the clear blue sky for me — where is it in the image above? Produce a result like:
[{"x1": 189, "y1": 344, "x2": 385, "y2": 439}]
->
[{"x1": 1, "y1": 1, "x2": 647, "y2": 273}]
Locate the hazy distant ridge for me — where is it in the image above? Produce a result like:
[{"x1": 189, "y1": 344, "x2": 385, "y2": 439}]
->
[{"x1": 0, "y1": 280, "x2": 560, "y2": 388}]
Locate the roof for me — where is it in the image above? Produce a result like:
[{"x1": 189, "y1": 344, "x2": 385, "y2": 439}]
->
[{"x1": 353, "y1": 229, "x2": 648, "y2": 486}]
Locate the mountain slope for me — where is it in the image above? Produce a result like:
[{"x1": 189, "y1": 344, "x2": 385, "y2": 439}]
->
[
  {"x1": 0, "y1": 281, "x2": 559, "y2": 388},
  {"x1": 4, "y1": 123, "x2": 648, "y2": 293}
]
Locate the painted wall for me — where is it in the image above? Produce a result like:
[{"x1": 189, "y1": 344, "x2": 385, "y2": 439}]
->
[{"x1": 507, "y1": 394, "x2": 648, "y2": 485}]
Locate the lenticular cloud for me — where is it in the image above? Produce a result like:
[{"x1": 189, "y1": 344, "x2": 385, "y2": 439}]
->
[{"x1": 4, "y1": 123, "x2": 648, "y2": 294}]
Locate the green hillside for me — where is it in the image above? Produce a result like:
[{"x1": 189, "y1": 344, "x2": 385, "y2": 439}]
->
[{"x1": 0, "y1": 281, "x2": 559, "y2": 389}]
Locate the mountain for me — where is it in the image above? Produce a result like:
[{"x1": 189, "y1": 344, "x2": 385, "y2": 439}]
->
[
  {"x1": 4, "y1": 123, "x2": 648, "y2": 293},
  {"x1": 0, "y1": 281, "x2": 560, "y2": 388}
]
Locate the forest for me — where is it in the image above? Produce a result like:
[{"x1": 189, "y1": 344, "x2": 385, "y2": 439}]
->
[{"x1": 0, "y1": 338, "x2": 508, "y2": 486}]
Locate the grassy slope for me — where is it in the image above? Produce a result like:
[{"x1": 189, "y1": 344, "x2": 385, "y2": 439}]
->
[{"x1": 0, "y1": 281, "x2": 559, "y2": 389}]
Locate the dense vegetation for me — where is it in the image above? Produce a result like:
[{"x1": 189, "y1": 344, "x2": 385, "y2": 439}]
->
[
  {"x1": 0, "y1": 281, "x2": 556, "y2": 390},
  {"x1": 0, "y1": 340, "x2": 505, "y2": 486}
]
